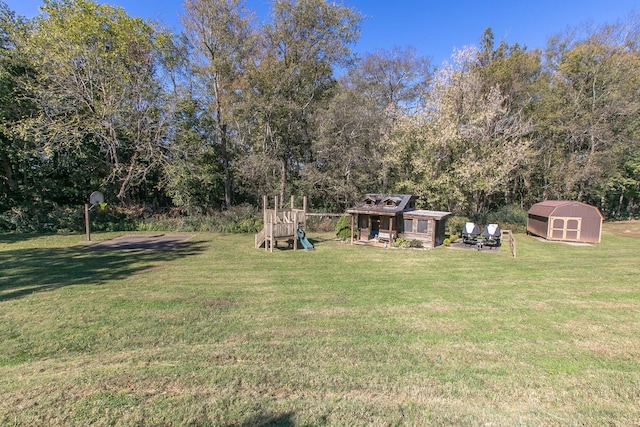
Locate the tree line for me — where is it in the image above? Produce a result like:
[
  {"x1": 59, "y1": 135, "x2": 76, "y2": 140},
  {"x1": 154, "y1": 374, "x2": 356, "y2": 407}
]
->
[{"x1": 1, "y1": 0, "x2": 639, "y2": 231}]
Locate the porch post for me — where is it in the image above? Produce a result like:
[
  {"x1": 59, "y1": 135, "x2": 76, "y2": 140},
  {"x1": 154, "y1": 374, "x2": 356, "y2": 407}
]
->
[
  {"x1": 388, "y1": 216, "x2": 393, "y2": 249},
  {"x1": 350, "y1": 214, "x2": 354, "y2": 245}
]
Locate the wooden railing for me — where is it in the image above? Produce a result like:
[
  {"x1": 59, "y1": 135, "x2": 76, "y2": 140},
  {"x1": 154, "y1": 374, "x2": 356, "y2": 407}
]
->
[{"x1": 503, "y1": 229, "x2": 516, "y2": 257}]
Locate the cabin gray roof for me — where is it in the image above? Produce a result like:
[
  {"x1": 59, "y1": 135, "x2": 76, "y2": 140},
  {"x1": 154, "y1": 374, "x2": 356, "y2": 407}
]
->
[
  {"x1": 347, "y1": 194, "x2": 417, "y2": 215},
  {"x1": 403, "y1": 209, "x2": 451, "y2": 220}
]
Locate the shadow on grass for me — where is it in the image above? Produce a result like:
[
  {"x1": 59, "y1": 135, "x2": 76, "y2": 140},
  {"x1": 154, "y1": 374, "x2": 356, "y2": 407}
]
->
[
  {"x1": 0, "y1": 232, "x2": 68, "y2": 245},
  {"x1": 0, "y1": 240, "x2": 208, "y2": 302},
  {"x1": 229, "y1": 412, "x2": 295, "y2": 427},
  {"x1": 268, "y1": 235, "x2": 334, "y2": 251}
]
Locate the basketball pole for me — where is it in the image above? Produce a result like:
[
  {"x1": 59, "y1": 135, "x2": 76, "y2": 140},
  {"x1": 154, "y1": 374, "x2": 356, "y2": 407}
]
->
[{"x1": 84, "y1": 203, "x2": 91, "y2": 241}]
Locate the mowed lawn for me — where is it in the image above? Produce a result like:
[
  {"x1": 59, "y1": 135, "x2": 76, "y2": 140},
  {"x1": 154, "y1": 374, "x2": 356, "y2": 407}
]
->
[{"x1": 1, "y1": 224, "x2": 639, "y2": 426}]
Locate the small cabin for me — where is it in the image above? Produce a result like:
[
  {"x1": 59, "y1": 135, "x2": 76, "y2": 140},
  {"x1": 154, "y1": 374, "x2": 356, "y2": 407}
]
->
[
  {"x1": 527, "y1": 200, "x2": 603, "y2": 243},
  {"x1": 346, "y1": 194, "x2": 451, "y2": 248}
]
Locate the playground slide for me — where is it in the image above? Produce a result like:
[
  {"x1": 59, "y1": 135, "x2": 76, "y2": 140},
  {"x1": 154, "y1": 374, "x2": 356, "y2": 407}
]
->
[{"x1": 297, "y1": 226, "x2": 314, "y2": 250}]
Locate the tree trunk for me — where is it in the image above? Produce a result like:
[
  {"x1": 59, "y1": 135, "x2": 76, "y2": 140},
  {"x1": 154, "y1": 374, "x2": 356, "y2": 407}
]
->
[
  {"x1": 220, "y1": 124, "x2": 232, "y2": 209},
  {"x1": 0, "y1": 155, "x2": 17, "y2": 192}
]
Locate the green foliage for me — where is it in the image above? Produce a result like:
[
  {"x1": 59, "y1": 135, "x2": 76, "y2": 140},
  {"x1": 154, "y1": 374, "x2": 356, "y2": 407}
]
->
[
  {"x1": 443, "y1": 237, "x2": 451, "y2": 246},
  {"x1": 131, "y1": 204, "x2": 262, "y2": 233},
  {"x1": 392, "y1": 237, "x2": 423, "y2": 248},
  {"x1": 447, "y1": 215, "x2": 469, "y2": 235},
  {"x1": 0, "y1": 204, "x2": 83, "y2": 233},
  {"x1": 1, "y1": 1, "x2": 640, "y2": 223},
  {"x1": 0, "y1": 204, "x2": 262, "y2": 234},
  {"x1": 335, "y1": 215, "x2": 352, "y2": 240},
  {"x1": 487, "y1": 205, "x2": 528, "y2": 230}
]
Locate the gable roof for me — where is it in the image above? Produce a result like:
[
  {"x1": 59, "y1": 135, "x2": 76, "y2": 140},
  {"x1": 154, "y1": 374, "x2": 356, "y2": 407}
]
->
[
  {"x1": 528, "y1": 200, "x2": 604, "y2": 219},
  {"x1": 347, "y1": 194, "x2": 416, "y2": 215}
]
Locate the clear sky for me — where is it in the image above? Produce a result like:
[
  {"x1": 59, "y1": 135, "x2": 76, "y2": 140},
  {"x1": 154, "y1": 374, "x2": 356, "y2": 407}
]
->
[{"x1": 4, "y1": 0, "x2": 638, "y2": 65}]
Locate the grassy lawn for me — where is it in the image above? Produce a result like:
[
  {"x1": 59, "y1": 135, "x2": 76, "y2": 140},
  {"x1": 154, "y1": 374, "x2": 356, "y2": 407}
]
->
[{"x1": 1, "y1": 225, "x2": 639, "y2": 426}]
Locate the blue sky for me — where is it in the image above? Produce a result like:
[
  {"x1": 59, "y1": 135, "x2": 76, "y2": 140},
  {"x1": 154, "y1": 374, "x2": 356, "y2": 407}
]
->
[{"x1": 5, "y1": 0, "x2": 638, "y2": 65}]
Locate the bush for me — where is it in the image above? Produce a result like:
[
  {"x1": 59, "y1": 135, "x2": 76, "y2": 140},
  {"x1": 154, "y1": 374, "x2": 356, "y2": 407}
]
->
[
  {"x1": 0, "y1": 204, "x2": 85, "y2": 233},
  {"x1": 487, "y1": 205, "x2": 528, "y2": 232},
  {"x1": 443, "y1": 238, "x2": 451, "y2": 246},
  {"x1": 392, "y1": 237, "x2": 423, "y2": 248},
  {"x1": 131, "y1": 204, "x2": 262, "y2": 233},
  {"x1": 0, "y1": 203, "x2": 263, "y2": 234},
  {"x1": 307, "y1": 215, "x2": 340, "y2": 232},
  {"x1": 487, "y1": 205, "x2": 527, "y2": 226},
  {"x1": 447, "y1": 215, "x2": 469, "y2": 236},
  {"x1": 335, "y1": 215, "x2": 353, "y2": 240}
]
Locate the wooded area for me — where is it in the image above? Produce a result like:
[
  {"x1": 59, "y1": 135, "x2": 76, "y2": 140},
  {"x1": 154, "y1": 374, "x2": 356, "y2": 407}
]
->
[{"x1": 1, "y1": 0, "x2": 639, "y2": 231}]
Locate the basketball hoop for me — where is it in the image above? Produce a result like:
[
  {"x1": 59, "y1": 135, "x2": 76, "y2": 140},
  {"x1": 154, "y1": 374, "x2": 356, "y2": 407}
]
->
[
  {"x1": 89, "y1": 191, "x2": 105, "y2": 205},
  {"x1": 85, "y1": 191, "x2": 106, "y2": 241}
]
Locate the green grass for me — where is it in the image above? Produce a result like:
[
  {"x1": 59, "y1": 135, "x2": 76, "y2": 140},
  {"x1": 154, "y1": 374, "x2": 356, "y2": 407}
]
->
[{"x1": 1, "y1": 228, "x2": 640, "y2": 426}]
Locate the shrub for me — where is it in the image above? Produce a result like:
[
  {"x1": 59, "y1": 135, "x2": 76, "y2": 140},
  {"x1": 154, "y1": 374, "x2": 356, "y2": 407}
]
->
[
  {"x1": 443, "y1": 238, "x2": 451, "y2": 246},
  {"x1": 392, "y1": 238, "x2": 423, "y2": 248},
  {"x1": 0, "y1": 204, "x2": 85, "y2": 233},
  {"x1": 0, "y1": 203, "x2": 265, "y2": 234},
  {"x1": 335, "y1": 215, "x2": 353, "y2": 240},
  {"x1": 131, "y1": 204, "x2": 262, "y2": 233},
  {"x1": 447, "y1": 215, "x2": 469, "y2": 235},
  {"x1": 487, "y1": 205, "x2": 528, "y2": 232},
  {"x1": 307, "y1": 215, "x2": 340, "y2": 232}
]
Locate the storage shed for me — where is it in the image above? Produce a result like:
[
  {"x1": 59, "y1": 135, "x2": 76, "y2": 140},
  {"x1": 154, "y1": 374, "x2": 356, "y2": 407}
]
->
[{"x1": 527, "y1": 200, "x2": 603, "y2": 243}]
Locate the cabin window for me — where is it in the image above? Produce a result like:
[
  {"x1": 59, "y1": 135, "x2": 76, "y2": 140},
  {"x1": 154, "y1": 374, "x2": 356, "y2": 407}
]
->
[
  {"x1": 383, "y1": 199, "x2": 397, "y2": 207},
  {"x1": 381, "y1": 217, "x2": 390, "y2": 229},
  {"x1": 365, "y1": 198, "x2": 375, "y2": 206},
  {"x1": 404, "y1": 219, "x2": 413, "y2": 232},
  {"x1": 358, "y1": 215, "x2": 368, "y2": 228},
  {"x1": 417, "y1": 220, "x2": 428, "y2": 233}
]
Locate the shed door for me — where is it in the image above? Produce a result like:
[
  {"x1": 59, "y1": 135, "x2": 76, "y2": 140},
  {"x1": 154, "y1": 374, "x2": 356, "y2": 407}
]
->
[{"x1": 549, "y1": 217, "x2": 581, "y2": 241}]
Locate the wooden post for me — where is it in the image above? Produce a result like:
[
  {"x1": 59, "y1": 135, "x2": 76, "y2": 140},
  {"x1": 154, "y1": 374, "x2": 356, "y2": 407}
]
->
[
  {"x1": 274, "y1": 196, "x2": 278, "y2": 222},
  {"x1": 388, "y1": 217, "x2": 393, "y2": 249},
  {"x1": 263, "y1": 195, "x2": 268, "y2": 225},
  {"x1": 84, "y1": 203, "x2": 91, "y2": 241},
  {"x1": 303, "y1": 196, "x2": 308, "y2": 227},
  {"x1": 269, "y1": 222, "x2": 274, "y2": 253},
  {"x1": 291, "y1": 195, "x2": 295, "y2": 210},
  {"x1": 293, "y1": 210, "x2": 298, "y2": 250},
  {"x1": 350, "y1": 214, "x2": 354, "y2": 245}
]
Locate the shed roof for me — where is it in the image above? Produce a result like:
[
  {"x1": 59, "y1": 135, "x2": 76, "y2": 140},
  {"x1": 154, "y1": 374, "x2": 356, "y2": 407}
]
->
[
  {"x1": 347, "y1": 194, "x2": 416, "y2": 215},
  {"x1": 403, "y1": 209, "x2": 451, "y2": 220},
  {"x1": 528, "y1": 200, "x2": 604, "y2": 219}
]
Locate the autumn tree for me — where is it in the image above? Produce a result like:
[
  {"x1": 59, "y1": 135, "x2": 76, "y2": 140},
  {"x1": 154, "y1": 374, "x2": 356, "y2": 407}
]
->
[
  {"x1": 308, "y1": 47, "x2": 431, "y2": 210},
  {"x1": 405, "y1": 45, "x2": 535, "y2": 214},
  {"x1": 535, "y1": 19, "x2": 640, "y2": 216},
  {"x1": 238, "y1": 0, "x2": 361, "y2": 205}
]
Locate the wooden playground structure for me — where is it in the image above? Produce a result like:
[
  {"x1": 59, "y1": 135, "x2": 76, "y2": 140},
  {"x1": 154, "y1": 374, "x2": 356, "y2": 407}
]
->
[{"x1": 255, "y1": 195, "x2": 309, "y2": 252}]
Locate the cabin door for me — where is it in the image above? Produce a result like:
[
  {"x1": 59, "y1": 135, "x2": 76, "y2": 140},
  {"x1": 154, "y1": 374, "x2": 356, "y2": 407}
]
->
[
  {"x1": 549, "y1": 217, "x2": 581, "y2": 241},
  {"x1": 371, "y1": 216, "x2": 380, "y2": 238}
]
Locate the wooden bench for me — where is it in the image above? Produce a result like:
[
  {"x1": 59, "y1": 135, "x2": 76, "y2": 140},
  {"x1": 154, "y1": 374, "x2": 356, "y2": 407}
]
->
[{"x1": 377, "y1": 231, "x2": 397, "y2": 242}]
